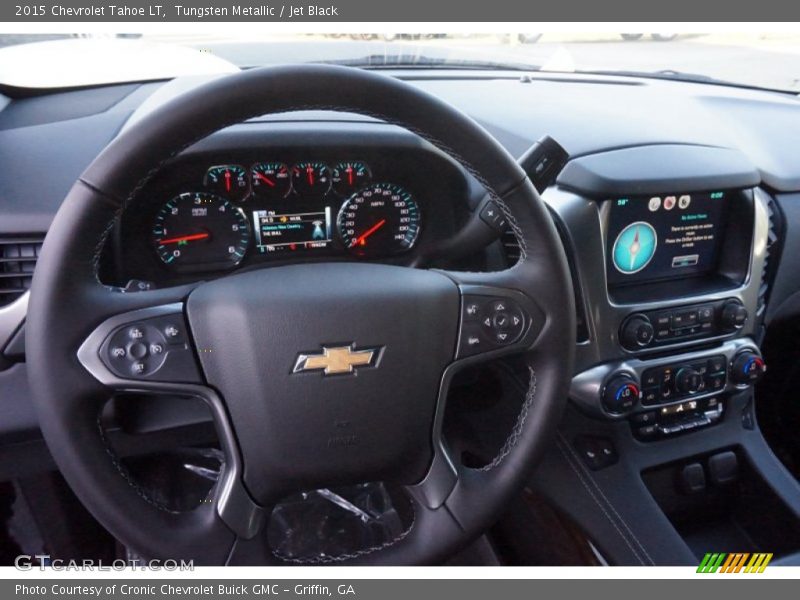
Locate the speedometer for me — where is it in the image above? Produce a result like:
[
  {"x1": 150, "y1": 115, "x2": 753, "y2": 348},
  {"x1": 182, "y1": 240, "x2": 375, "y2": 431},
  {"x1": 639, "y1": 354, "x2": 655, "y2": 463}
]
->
[
  {"x1": 151, "y1": 192, "x2": 250, "y2": 270},
  {"x1": 337, "y1": 183, "x2": 420, "y2": 257}
]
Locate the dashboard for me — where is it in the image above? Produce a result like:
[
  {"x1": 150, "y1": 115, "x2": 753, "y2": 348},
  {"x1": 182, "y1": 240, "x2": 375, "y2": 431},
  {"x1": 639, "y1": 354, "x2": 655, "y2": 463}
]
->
[
  {"x1": 5, "y1": 68, "x2": 800, "y2": 568},
  {"x1": 113, "y1": 128, "x2": 476, "y2": 287},
  {"x1": 3, "y1": 68, "x2": 800, "y2": 460}
]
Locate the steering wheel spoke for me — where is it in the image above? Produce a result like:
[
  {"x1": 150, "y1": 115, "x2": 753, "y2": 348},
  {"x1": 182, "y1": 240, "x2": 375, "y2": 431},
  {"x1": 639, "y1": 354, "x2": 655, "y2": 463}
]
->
[
  {"x1": 437, "y1": 269, "x2": 548, "y2": 366},
  {"x1": 78, "y1": 300, "x2": 202, "y2": 387},
  {"x1": 76, "y1": 295, "x2": 266, "y2": 542}
]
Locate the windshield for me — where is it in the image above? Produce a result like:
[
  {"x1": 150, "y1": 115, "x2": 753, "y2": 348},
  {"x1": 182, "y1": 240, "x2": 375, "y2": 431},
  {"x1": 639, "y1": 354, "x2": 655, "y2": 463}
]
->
[{"x1": 1, "y1": 32, "x2": 799, "y2": 92}]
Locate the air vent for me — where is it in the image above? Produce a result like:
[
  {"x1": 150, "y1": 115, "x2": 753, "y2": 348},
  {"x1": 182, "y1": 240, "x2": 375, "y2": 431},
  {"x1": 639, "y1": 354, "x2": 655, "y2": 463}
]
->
[
  {"x1": 501, "y1": 218, "x2": 590, "y2": 343},
  {"x1": 757, "y1": 197, "x2": 782, "y2": 317},
  {"x1": 0, "y1": 237, "x2": 43, "y2": 308},
  {"x1": 501, "y1": 228, "x2": 521, "y2": 265}
]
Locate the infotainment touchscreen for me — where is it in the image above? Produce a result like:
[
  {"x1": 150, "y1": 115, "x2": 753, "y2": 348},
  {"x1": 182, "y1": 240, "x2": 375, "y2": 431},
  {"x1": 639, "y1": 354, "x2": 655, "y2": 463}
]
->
[{"x1": 606, "y1": 191, "x2": 728, "y2": 286}]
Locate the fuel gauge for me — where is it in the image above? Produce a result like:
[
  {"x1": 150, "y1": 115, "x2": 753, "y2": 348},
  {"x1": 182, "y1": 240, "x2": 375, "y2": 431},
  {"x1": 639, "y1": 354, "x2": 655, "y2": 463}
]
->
[{"x1": 204, "y1": 164, "x2": 249, "y2": 202}]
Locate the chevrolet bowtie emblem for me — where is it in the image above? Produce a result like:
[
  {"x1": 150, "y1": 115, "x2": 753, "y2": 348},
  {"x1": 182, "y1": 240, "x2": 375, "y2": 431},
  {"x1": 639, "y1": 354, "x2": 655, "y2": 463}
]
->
[{"x1": 293, "y1": 345, "x2": 381, "y2": 376}]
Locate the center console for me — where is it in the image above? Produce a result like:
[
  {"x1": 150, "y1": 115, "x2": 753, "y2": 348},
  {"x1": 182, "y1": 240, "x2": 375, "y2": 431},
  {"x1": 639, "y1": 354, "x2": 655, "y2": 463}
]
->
[
  {"x1": 543, "y1": 145, "x2": 771, "y2": 438},
  {"x1": 525, "y1": 144, "x2": 800, "y2": 566}
]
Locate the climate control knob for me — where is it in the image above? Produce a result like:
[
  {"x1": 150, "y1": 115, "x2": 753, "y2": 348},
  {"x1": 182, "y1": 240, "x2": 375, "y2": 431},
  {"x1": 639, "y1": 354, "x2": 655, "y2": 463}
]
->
[
  {"x1": 620, "y1": 315, "x2": 654, "y2": 350},
  {"x1": 731, "y1": 351, "x2": 767, "y2": 385},
  {"x1": 675, "y1": 367, "x2": 703, "y2": 394},
  {"x1": 602, "y1": 375, "x2": 640, "y2": 415},
  {"x1": 720, "y1": 300, "x2": 748, "y2": 332}
]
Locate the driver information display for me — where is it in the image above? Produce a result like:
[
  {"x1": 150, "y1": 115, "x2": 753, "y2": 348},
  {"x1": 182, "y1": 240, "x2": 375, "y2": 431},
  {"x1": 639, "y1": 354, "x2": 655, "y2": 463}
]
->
[
  {"x1": 606, "y1": 191, "x2": 727, "y2": 286},
  {"x1": 253, "y1": 207, "x2": 333, "y2": 254}
]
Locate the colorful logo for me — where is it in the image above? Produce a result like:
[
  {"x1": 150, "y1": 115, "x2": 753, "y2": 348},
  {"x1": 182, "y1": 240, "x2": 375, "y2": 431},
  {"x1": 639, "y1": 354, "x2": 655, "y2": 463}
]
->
[{"x1": 697, "y1": 552, "x2": 773, "y2": 573}]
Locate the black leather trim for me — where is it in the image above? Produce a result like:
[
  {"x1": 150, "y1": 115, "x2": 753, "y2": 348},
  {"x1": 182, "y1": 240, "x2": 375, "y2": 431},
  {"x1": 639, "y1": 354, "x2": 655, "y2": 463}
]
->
[{"x1": 27, "y1": 65, "x2": 575, "y2": 565}]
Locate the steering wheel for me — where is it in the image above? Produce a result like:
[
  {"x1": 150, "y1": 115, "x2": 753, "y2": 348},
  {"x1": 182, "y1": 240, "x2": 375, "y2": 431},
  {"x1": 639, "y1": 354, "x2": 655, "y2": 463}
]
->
[{"x1": 26, "y1": 65, "x2": 574, "y2": 565}]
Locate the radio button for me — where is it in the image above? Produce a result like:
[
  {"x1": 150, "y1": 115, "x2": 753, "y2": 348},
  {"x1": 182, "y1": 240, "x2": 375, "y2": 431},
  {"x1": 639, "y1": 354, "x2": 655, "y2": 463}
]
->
[
  {"x1": 620, "y1": 315, "x2": 654, "y2": 350},
  {"x1": 653, "y1": 312, "x2": 672, "y2": 328},
  {"x1": 720, "y1": 300, "x2": 748, "y2": 332},
  {"x1": 698, "y1": 305, "x2": 714, "y2": 323},
  {"x1": 655, "y1": 327, "x2": 671, "y2": 340},
  {"x1": 672, "y1": 310, "x2": 698, "y2": 329}
]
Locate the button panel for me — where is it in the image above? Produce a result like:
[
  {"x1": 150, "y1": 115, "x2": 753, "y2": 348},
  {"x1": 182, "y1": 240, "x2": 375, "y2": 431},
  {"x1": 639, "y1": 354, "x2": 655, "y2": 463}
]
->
[
  {"x1": 621, "y1": 298, "x2": 746, "y2": 351},
  {"x1": 458, "y1": 294, "x2": 529, "y2": 358},
  {"x1": 100, "y1": 312, "x2": 201, "y2": 382},
  {"x1": 632, "y1": 396, "x2": 724, "y2": 441},
  {"x1": 641, "y1": 354, "x2": 726, "y2": 406}
]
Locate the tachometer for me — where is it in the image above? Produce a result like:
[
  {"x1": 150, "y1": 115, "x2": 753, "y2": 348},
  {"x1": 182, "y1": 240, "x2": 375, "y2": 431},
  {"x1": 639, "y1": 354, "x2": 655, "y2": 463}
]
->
[
  {"x1": 337, "y1": 183, "x2": 420, "y2": 256},
  {"x1": 204, "y1": 164, "x2": 249, "y2": 202},
  {"x1": 151, "y1": 192, "x2": 250, "y2": 269}
]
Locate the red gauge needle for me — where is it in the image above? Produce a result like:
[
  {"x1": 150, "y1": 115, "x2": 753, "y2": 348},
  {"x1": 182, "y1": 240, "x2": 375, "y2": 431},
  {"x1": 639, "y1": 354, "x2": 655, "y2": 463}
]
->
[
  {"x1": 354, "y1": 219, "x2": 387, "y2": 247},
  {"x1": 158, "y1": 232, "x2": 210, "y2": 245},
  {"x1": 224, "y1": 170, "x2": 232, "y2": 192},
  {"x1": 347, "y1": 166, "x2": 353, "y2": 185},
  {"x1": 255, "y1": 172, "x2": 276, "y2": 187},
  {"x1": 306, "y1": 165, "x2": 315, "y2": 186}
]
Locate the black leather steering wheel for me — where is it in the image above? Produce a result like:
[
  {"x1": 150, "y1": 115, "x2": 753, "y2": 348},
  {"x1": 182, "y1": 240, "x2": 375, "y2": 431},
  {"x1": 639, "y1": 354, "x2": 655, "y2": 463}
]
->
[{"x1": 26, "y1": 65, "x2": 575, "y2": 565}]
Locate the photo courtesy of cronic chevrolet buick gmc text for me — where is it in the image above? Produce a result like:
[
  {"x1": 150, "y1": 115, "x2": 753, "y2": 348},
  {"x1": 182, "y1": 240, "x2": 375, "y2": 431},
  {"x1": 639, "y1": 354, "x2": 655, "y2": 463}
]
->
[{"x1": 1, "y1": 33, "x2": 800, "y2": 566}]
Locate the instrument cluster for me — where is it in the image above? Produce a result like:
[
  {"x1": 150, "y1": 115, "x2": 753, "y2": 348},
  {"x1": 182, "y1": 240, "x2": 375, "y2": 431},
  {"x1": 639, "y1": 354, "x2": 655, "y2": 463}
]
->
[{"x1": 148, "y1": 160, "x2": 422, "y2": 272}]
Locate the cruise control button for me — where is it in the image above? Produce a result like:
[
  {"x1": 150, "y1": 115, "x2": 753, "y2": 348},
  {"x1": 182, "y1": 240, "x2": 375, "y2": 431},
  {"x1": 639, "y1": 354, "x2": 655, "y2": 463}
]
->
[
  {"x1": 149, "y1": 343, "x2": 164, "y2": 355},
  {"x1": 128, "y1": 342, "x2": 148, "y2": 360},
  {"x1": 131, "y1": 362, "x2": 147, "y2": 375},
  {"x1": 160, "y1": 321, "x2": 186, "y2": 345},
  {"x1": 111, "y1": 347, "x2": 126, "y2": 359},
  {"x1": 128, "y1": 327, "x2": 144, "y2": 340}
]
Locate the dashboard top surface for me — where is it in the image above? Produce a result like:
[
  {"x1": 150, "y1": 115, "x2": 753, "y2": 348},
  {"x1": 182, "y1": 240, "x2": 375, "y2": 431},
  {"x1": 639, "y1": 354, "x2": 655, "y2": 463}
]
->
[{"x1": 1, "y1": 70, "x2": 800, "y2": 237}]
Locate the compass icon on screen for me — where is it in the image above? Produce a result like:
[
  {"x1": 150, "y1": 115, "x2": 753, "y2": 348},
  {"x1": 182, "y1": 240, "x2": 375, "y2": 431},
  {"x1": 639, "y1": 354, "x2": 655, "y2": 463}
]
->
[{"x1": 612, "y1": 221, "x2": 657, "y2": 274}]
